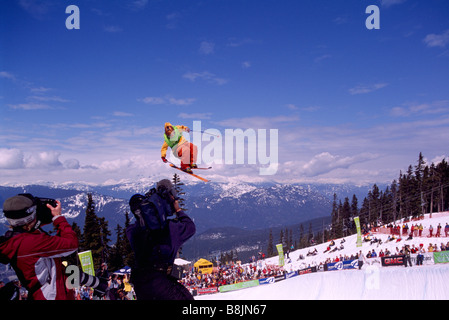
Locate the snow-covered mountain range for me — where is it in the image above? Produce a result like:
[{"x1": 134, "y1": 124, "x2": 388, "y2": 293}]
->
[{"x1": 0, "y1": 180, "x2": 377, "y2": 260}]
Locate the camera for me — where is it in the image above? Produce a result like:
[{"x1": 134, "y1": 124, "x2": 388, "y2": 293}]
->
[{"x1": 19, "y1": 193, "x2": 57, "y2": 226}]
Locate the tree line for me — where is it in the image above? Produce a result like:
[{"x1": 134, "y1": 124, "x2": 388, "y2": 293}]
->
[
  {"x1": 266, "y1": 153, "x2": 449, "y2": 257},
  {"x1": 330, "y1": 152, "x2": 449, "y2": 240}
]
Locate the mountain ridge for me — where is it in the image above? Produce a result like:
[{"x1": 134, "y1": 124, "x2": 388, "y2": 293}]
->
[{"x1": 0, "y1": 181, "x2": 380, "y2": 260}]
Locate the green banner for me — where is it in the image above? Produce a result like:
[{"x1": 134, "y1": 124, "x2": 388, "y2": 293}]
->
[
  {"x1": 354, "y1": 216, "x2": 362, "y2": 247},
  {"x1": 433, "y1": 251, "x2": 449, "y2": 264},
  {"x1": 276, "y1": 244, "x2": 284, "y2": 266},
  {"x1": 219, "y1": 280, "x2": 259, "y2": 293},
  {"x1": 78, "y1": 250, "x2": 95, "y2": 276}
]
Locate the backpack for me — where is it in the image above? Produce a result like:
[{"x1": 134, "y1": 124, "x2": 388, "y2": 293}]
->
[{"x1": 129, "y1": 182, "x2": 178, "y2": 231}]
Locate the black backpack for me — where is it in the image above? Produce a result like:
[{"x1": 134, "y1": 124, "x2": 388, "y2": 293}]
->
[{"x1": 128, "y1": 180, "x2": 179, "y2": 230}]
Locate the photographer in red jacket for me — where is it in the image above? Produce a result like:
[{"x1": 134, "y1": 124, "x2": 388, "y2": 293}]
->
[{"x1": 0, "y1": 195, "x2": 78, "y2": 300}]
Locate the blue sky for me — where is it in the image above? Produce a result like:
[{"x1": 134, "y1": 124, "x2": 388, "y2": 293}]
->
[{"x1": 1, "y1": 0, "x2": 449, "y2": 185}]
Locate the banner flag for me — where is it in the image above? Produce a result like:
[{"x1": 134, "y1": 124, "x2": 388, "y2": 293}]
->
[
  {"x1": 219, "y1": 280, "x2": 259, "y2": 293},
  {"x1": 434, "y1": 251, "x2": 449, "y2": 264},
  {"x1": 354, "y1": 216, "x2": 362, "y2": 247},
  {"x1": 276, "y1": 244, "x2": 284, "y2": 266},
  {"x1": 78, "y1": 250, "x2": 95, "y2": 276}
]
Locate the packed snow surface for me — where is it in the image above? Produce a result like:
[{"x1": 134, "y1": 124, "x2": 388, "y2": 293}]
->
[
  {"x1": 197, "y1": 264, "x2": 449, "y2": 300},
  {"x1": 197, "y1": 212, "x2": 449, "y2": 300}
]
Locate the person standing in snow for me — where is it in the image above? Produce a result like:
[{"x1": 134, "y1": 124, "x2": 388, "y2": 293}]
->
[
  {"x1": 416, "y1": 245, "x2": 425, "y2": 266},
  {"x1": 436, "y1": 223, "x2": 442, "y2": 237},
  {"x1": 404, "y1": 245, "x2": 412, "y2": 267},
  {"x1": 358, "y1": 250, "x2": 365, "y2": 269},
  {"x1": 418, "y1": 224, "x2": 423, "y2": 237},
  {"x1": 161, "y1": 122, "x2": 198, "y2": 173}
]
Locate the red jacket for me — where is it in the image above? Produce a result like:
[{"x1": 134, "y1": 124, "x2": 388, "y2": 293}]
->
[{"x1": 0, "y1": 216, "x2": 78, "y2": 300}]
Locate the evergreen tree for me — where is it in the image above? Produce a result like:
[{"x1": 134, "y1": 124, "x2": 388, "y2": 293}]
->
[
  {"x1": 330, "y1": 153, "x2": 449, "y2": 239},
  {"x1": 349, "y1": 194, "x2": 359, "y2": 234},
  {"x1": 82, "y1": 193, "x2": 109, "y2": 270},
  {"x1": 109, "y1": 224, "x2": 125, "y2": 272},
  {"x1": 98, "y1": 217, "x2": 111, "y2": 265},
  {"x1": 359, "y1": 197, "x2": 369, "y2": 227},
  {"x1": 172, "y1": 173, "x2": 187, "y2": 211},
  {"x1": 332, "y1": 200, "x2": 343, "y2": 238},
  {"x1": 71, "y1": 222, "x2": 83, "y2": 249},
  {"x1": 307, "y1": 222, "x2": 313, "y2": 245},
  {"x1": 390, "y1": 180, "x2": 399, "y2": 222},
  {"x1": 341, "y1": 197, "x2": 351, "y2": 237},
  {"x1": 370, "y1": 184, "x2": 380, "y2": 224},
  {"x1": 123, "y1": 211, "x2": 134, "y2": 267},
  {"x1": 298, "y1": 224, "x2": 307, "y2": 248},
  {"x1": 279, "y1": 229, "x2": 284, "y2": 248},
  {"x1": 65, "y1": 222, "x2": 82, "y2": 266},
  {"x1": 415, "y1": 152, "x2": 426, "y2": 210},
  {"x1": 267, "y1": 229, "x2": 274, "y2": 257},
  {"x1": 330, "y1": 193, "x2": 340, "y2": 239}
]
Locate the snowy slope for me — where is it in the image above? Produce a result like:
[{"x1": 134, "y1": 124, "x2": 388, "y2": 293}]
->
[
  {"x1": 197, "y1": 264, "x2": 449, "y2": 300},
  {"x1": 197, "y1": 211, "x2": 449, "y2": 300}
]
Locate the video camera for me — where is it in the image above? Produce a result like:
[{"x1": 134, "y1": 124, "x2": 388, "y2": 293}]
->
[{"x1": 19, "y1": 193, "x2": 58, "y2": 226}]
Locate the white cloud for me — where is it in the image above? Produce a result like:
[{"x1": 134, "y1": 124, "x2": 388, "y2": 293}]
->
[
  {"x1": 63, "y1": 158, "x2": 80, "y2": 169},
  {"x1": 183, "y1": 71, "x2": 228, "y2": 85},
  {"x1": 104, "y1": 25, "x2": 123, "y2": 33},
  {"x1": 139, "y1": 97, "x2": 165, "y2": 105},
  {"x1": 26, "y1": 151, "x2": 63, "y2": 168},
  {"x1": 8, "y1": 103, "x2": 52, "y2": 110},
  {"x1": 390, "y1": 100, "x2": 449, "y2": 117},
  {"x1": 314, "y1": 54, "x2": 332, "y2": 63},
  {"x1": 129, "y1": 0, "x2": 148, "y2": 10},
  {"x1": 215, "y1": 115, "x2": 300, "y2": 129},
  {"x1": 227, "y1": 38, "x2": 255, "y2": 47},
  {"x1": 423, "y1": 30, "x2": 449, "y2": 48},
  {"x1": 139, "y1": 95, "x2": 196, "y2": 106},
  {"x1": 0, "y1": 148, "x2": 25, "y2": 169},
  {"x1": 166, "y1": 12, "x2": 180, "y2": 29},
  {"x1": 199, "y1": 41, "x2": 215, "y2": 55},
  {"x1": 30, "y1": 86, "x2": 52, "y2": 93},
  {"x1": 28, "y1": 95, "x2": 69, "y2": 103},
  {"x1": 113, "y1": 111, "x2": 134, "y2": 117},
  {"x1": 18, "y1": 0, "x2": 54, "y2": 19},
  {"x1": 381, "y1": 0, "x2": 406, "y2": 8},
  {"x1": 179, "y1": 112, "x2": 212, "y2": 120},
  {"x1": 0, "y1": 71, "x2": 16, "y2": 81},
  {"x1": 167, "y1": 97, "x2": 196, "y2": 106},
  {"x1": 299, "y1": 152, "x2": 378, "y2": 177},
  {"x1": 431, "y1": 155, "x2": 448, "y2": 166},
  {"x1": 349, "y1": 83, "x2": 388, "y2": 95},
  {"x1": 241, "y1": 61, "x2": 251, "y2": 69}
]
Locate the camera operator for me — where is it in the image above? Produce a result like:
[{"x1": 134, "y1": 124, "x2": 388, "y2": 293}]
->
[
  {"x1": 0, "y1": 194, "x2": 78, "y2": 300},
  {"x1": 126, "y1": 179, "x2": 196, "y2": 300}
]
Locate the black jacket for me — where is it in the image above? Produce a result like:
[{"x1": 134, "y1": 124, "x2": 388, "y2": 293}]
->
[{"x1": 126, "y1": 210, "x2": 195, "y2": 270}]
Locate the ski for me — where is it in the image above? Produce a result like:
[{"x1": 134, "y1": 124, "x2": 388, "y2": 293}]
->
[
  {"x1": 169, "y1": 164, "x2": 210, "y2": 182},
  {"x1": 191, "y1": 166, "x2": 212, "y2": 170}
]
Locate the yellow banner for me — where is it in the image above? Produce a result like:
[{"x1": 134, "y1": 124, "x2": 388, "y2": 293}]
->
[
  {"x1": 78, "y1": 250, "x2": 95, "y2": 276},
  {"x1": 276, "y1": 244, "x2": 284, "y2": 266},
  {"x1": 354, "y1": 216, "x2": 362, "y2": 247}
]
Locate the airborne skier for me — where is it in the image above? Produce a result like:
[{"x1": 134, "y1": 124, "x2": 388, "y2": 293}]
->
[{"x1": 161, "y1": 122, "x2": 198, "y2": 173}]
